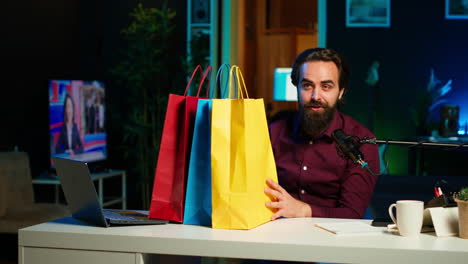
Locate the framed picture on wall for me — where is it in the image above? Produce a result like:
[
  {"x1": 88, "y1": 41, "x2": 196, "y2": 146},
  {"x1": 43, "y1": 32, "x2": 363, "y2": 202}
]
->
[
  {"x1": 446, "y1": 0, "x2": 468, "y2": 19},
  {"x1": 346, "y1": 0, "x2": 391, "y2": 27}
]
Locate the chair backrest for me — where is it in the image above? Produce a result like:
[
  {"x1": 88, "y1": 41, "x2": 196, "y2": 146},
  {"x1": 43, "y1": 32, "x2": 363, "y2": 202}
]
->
[
  {"x1": 0, "y1": 152, "x2": 35, "y2": 212},
  {"x1": 0, "y1": 171, "x2": 6, "y2": 217}
]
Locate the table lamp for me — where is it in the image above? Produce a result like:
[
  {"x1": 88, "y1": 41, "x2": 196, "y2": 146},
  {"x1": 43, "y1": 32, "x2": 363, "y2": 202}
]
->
[{"x1": 272, "y1": 67, "x2": 297, "y2": 101}]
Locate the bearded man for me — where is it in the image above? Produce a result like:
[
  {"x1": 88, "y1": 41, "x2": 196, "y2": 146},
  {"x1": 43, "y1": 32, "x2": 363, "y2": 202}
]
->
[{"x1": 265, "y1": 48, "x2": 380, "y2": 219}]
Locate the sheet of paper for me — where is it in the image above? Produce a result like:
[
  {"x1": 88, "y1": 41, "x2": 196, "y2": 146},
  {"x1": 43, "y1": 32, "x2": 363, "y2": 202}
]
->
[{"x1": 425, "y1": 207, "x2": 459, "y2": 237}]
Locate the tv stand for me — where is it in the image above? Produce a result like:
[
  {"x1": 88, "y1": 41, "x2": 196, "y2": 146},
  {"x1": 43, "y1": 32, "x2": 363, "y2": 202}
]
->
[
  {"x1": 38, "y1": 169, "x2": 59, "y2": 180},
  {"x1": 89, "y1": 164, "x2": 109, "y2": 174},
  {"x1": 32, "y1": 169, "x2": 127, "y2": 209}
]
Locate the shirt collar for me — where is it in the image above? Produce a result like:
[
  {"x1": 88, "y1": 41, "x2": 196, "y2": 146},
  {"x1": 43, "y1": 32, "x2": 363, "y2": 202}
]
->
[{"x1": 322, "y1": 111, "x2": 342, "y2": 138}]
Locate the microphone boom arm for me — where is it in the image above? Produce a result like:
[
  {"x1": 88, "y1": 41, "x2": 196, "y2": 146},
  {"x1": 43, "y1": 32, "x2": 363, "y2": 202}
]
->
[{"x1": 359, "y1": 138, "x2": 468, "y2": 148}]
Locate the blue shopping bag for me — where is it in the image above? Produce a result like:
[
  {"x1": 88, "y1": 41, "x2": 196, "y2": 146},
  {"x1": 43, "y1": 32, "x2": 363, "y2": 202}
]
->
[
  {"x1": 183, "y1": 64, "x2": 231, "y2": 226},
  {"x1": 183, "y1": 99, "x2": 213, "y2": 225}
]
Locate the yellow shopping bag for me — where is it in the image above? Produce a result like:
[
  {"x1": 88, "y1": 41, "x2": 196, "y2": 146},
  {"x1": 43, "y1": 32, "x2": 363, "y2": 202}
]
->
[{"x1": 211, "y1": 65, "x2": 278, "y2": 230}]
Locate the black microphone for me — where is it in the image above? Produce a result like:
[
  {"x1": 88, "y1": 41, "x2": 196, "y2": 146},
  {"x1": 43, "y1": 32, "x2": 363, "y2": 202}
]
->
[{"x1": 331, "y1": 129, "x2": 369, "y2": 168}]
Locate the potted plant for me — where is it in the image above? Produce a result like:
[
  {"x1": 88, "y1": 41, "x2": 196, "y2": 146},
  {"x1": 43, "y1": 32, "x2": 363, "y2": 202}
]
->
[
  {"x1": 454, "y1": 187, "x2": 468, "y2": 239},
  {"x1": 110, "y1": 2, "x2": 184, "y2": 209}
]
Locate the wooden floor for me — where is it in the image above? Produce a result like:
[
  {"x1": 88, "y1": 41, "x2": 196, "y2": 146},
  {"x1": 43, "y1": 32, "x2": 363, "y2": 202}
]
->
[
  {"x1": 0, "y1": 234, "x2": 17, "y2": 264},
  {"x1": 0, "y1": 260, "x2": 16, "y2": 264}
]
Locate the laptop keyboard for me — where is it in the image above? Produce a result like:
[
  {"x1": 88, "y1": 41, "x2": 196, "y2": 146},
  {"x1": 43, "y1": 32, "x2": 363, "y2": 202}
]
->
[{"x1": 104, "y1": 210, "x2": 139, "y2": 221}]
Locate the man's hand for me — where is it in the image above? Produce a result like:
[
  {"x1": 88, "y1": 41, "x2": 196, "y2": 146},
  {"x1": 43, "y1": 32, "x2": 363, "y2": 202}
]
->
[{"x1": 264, "y1": 178, "x2": 312, "y2": 220}]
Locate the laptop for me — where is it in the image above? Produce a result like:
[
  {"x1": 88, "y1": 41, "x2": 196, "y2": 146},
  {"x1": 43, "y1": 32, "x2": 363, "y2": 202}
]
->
[{"x1": 53, "y1": 157, "x2": 168, "y2": 227}]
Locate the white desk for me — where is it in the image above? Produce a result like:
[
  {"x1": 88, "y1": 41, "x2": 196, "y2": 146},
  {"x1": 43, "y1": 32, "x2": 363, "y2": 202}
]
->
[
  {"x1": 18, "y1": 217, "x2": 468, "y2": 264},
  {"x1": 32, "y1": 170, "x2": 127, "y2": 209}
]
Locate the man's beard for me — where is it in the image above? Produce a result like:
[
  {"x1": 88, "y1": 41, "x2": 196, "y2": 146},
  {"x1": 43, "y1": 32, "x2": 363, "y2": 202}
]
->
[{"x1": 300, "y1": 100, "x2": 337, "y2": 138}]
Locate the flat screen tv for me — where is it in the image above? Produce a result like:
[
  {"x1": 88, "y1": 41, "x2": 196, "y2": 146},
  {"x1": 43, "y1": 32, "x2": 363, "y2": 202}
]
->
[{"x1": 49, "y1": 80, "x2": 107, "y2": 167}]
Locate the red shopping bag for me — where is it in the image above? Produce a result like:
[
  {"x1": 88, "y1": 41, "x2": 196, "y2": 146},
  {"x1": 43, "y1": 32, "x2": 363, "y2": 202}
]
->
[{"x1": 149, "y1": 65, "x2": 212, "y2": 222}]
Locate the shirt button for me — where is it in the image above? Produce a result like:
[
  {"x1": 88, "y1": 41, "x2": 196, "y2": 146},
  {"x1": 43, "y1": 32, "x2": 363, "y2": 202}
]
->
[
  {"x1": 303, "y1": 166, "x2": 307, "y2": 171},
  {"x1": 301, "y1": 189, "x2": 305, "y2": 194},
  {"x1": 309, "y1": 140, "x2": 313, "y2": 145}
]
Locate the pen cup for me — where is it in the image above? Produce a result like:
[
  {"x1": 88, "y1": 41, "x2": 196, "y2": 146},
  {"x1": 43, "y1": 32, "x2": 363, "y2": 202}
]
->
[{"x1": 388, "y1": 200, "x2": 424, "y2": 237}]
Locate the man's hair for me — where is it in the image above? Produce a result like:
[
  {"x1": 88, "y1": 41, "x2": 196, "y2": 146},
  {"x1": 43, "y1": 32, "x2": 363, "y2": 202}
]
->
[{"x1": 291, "y1": 48, "x2": 350, "y2": 91}]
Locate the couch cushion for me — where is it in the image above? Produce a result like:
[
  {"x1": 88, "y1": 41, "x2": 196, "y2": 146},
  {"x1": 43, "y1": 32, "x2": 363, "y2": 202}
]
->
[
  {"x1": 0, "y1": 175, "x2": 6, "y2": 217},
  {"x1": 0, "y1": 203, "x2": 70, "y2": 233},
  {"x1": 0, "y1": 152, "x2": 35, "y2": 209}
]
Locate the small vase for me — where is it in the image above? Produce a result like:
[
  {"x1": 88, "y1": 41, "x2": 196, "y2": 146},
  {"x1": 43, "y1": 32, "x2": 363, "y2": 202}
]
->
[{"x1": 455, "y1": 198, "x2": 468, "y2": 239}]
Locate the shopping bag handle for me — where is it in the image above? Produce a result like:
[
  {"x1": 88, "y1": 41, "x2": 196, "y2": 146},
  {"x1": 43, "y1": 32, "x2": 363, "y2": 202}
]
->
[
  {"x1": 198, "y1": 66, "x2": 213, "y2": 98},
  {"x1": 214, "y1": 64, "x2": 233, "y2": 99},
  {"x1": 229, "y1": 65, "x2": 249, "y2": 99},
  {"x1": 184, "y1": 65, "x2": 204, "y2": 96}
]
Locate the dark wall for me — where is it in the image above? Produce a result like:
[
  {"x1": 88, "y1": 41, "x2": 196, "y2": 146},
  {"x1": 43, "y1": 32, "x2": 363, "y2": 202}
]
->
[
  {"x1": 2, "y1": 0, "x2": 81, "y2": 176},
  {"x1": 327, "y1": 0, "x2": 468, "y2": 175},
  {"x1": 1, "y1": 0, "x2": 186, "y2": 209}
]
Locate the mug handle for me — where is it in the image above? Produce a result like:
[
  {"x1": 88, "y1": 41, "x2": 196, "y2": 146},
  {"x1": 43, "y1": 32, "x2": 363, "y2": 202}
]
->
[{"x1": 388, "y1": 203, "x2": 397, "y2": 225}]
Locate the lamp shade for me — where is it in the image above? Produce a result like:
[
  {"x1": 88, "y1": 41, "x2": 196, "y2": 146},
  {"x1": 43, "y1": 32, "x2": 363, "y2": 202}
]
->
[{"x1": 272, "y1": 67, "x2": 297, "y2": 101}]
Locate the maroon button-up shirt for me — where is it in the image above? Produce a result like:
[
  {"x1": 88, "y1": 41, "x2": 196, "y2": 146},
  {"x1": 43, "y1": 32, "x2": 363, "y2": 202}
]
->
[{"x1": 269, "y1": 111, "x2": 379, "y2": 219}]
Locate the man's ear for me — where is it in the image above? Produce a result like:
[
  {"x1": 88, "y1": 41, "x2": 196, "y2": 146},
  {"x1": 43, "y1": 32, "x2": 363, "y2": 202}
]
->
[{"x1": 339, "y1": 88, "x2": 346, "y2": 100}]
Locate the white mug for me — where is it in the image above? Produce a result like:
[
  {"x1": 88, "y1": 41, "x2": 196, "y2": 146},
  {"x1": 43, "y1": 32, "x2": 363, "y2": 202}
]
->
[{"x1": 388, "y1": 200, "x2": 424, "y2": 237}]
